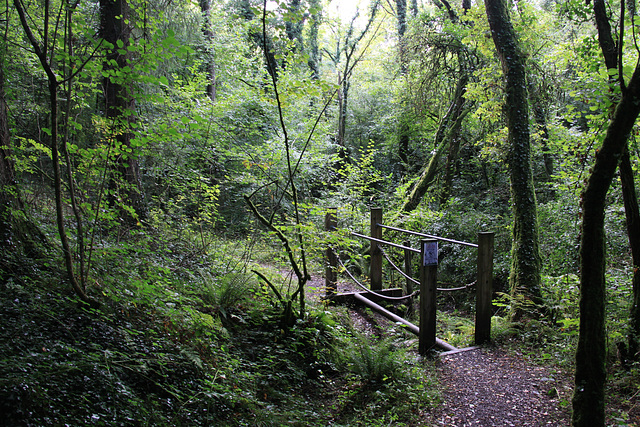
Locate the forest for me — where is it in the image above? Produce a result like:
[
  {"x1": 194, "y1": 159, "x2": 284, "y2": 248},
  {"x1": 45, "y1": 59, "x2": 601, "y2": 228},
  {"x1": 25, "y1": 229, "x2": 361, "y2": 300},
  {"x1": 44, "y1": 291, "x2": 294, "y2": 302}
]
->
[{"x1": 1, "y1": 0, "x2": 639, "y2": 425}]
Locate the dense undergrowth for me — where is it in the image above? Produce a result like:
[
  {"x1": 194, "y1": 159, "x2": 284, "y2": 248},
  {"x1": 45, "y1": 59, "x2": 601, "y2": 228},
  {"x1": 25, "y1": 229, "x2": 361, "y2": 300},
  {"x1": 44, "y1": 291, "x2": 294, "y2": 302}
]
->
[
  {"x1": 2, "y1": 183, "x2": 640, "y2": 425},
  {"x1": 0, "y1": 223, "x2": 438, "y2": 426}
]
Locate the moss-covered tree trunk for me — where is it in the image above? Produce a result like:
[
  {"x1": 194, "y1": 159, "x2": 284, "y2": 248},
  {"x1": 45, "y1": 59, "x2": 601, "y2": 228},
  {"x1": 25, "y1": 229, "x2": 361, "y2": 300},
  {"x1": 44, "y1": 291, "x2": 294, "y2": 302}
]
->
[
  {"x1": 484, "y1": 0, "x2": 542, "y2": 315},
  {"x1": 620, "y1": 150, "x2": 640, "y2": 359},
  {"x1": 401, "y1": 74, "x2": 468, "y2": 212},
  {"x1": 572, "y1": 72, "x2": 640, "y2": 425}
]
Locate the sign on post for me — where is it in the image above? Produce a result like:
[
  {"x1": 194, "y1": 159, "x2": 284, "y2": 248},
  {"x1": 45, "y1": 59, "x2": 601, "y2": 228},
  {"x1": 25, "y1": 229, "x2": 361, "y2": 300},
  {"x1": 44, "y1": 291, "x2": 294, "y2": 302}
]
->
[
  {"x1": 419, "y1": 239, "x2": 438, "y2": 355},
  {"x1": 423, "y1": 240, "x2": 438, "y2": 266}
]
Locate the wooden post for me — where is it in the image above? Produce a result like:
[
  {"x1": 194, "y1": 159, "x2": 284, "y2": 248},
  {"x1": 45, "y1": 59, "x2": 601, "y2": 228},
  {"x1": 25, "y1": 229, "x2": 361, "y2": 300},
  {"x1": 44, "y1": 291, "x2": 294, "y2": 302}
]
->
[
  {"x1": 370, "y1": 207, "x2": 383, "y2": 291},
  {"x1": 325, "y1": 209, "x2": 338, "y2": 298},
  {"x1": 419, "y1": 239, "x2": 438, "y2": 355},
  {"x1": 404, "y1": 239, "x2": 414, "y2": 316},
  {"x1": 475, "y1": 232, "x2": 494, "y2": 345}
]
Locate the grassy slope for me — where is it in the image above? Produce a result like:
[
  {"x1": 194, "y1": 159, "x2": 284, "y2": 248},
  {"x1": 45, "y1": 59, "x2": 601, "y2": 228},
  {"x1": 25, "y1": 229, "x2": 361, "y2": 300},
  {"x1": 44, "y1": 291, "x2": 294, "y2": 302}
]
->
[{"x1": 0, "y1": 237, "x2": 437, "y2": 426}]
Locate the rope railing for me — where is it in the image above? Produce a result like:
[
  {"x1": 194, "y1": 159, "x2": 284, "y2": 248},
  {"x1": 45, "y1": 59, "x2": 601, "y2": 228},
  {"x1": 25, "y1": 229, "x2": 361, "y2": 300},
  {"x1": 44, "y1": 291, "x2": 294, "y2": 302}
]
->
[
  {"x1": 379, "y1": 245, "x2": 420, "y2": 286},
  {"x1": 324, "y1": 207, "x2": 495, "y2": 352},
  {"x1": 378, "y1": 245, "x2": 475, "y2": 292},
  {"x1": 377, "y1": 224, "x2": 478, "y2": 248},
  {"x1": 332, "y1": 248, "x2": 419, "y2": 301},
  {"x1": 350, "y1": 231, "x2": 420, "y2": 253}
]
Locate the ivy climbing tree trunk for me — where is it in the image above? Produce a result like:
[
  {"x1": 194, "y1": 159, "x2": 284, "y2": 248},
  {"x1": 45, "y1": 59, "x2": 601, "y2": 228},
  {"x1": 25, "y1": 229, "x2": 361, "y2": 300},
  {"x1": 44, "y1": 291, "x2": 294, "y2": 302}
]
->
[
  {"x1": 484, "y1": 0, "x2": 542, "y2": 316},
  {"x1": 306, "y1": 0, "x2": 321, "y2": 79},
  {"x1": 100, "y1": 0, "x2": 146, "y2": 224}
]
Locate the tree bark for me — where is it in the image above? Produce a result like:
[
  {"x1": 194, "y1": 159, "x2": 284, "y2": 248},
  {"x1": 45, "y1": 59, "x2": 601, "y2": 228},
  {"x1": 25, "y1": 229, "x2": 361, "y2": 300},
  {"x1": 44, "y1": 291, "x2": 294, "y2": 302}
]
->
[
  {"x1": 484, "y1": 0, "x2": 542, "y2": 315},
  {"x1": 100, "y1": 0, "x2": 146, "y2": 224},
  {"x1": 620, "y1": 150, "x2": 640, "y2": 359},
  {"x1": 199, "y1": 0, "x2": 217, "y2": 101},
  {"x1": 572, "y1": 69, "x2": 640, "y2": 427},
  {"x1": 402, "y1": 75, "x2": 468, "y2": 211}
]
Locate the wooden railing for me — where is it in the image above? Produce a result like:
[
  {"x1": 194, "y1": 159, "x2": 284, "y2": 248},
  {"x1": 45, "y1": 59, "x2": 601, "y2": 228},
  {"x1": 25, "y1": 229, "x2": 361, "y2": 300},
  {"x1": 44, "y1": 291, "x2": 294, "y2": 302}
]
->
[{"x1": 324, "y1": 207, "x2": 494, "y2": 354}]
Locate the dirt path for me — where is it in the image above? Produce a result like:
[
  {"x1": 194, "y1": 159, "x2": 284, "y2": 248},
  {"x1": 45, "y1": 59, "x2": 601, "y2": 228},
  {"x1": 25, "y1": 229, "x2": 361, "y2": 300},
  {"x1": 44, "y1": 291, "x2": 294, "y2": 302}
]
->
[
  {"x1": 422, "y1": 347, "x2": 572, "y2": 426},
  {"x1": 305, "y1": 275, "x2": 573, "y2": 426}
]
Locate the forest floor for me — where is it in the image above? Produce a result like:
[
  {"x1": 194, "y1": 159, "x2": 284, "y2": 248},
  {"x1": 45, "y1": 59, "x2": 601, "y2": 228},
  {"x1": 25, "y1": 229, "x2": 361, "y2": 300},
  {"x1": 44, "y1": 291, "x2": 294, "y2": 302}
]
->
[
  {"x1": 310, "y1": 275, "x2": 637, "y2": 427},
  {"x1": 422, "y1": 347, "x2": 572, "y2": 426}
]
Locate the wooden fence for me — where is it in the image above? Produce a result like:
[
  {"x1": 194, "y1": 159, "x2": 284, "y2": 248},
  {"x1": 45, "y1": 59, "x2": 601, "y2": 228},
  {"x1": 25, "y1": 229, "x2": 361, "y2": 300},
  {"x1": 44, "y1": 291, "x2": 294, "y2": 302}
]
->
[{"x1": 324, "y1": 207, "x2": 494, "y2": 354}]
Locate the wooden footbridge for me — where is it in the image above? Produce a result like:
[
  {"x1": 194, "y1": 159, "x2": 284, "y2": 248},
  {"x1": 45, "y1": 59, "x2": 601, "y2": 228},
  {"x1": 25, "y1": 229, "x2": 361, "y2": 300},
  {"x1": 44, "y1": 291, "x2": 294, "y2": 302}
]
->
[{"x1": 323, "y1": 207, "x2": 494, "y2": 355}]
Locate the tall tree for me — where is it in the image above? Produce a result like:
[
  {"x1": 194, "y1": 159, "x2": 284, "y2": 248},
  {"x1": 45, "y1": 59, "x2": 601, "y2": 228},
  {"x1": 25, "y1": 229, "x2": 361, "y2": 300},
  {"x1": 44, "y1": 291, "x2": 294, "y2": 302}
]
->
[
  {"x1": 0, "y1": 49, "x2": 17, "y2": 248},
  {"x1": 395, "y1": 0, "x2": 410, "y2": 173},
  {"x1": 572, "y1": 0, "x2": 640, "y2": 423},
  {"x1": 237, "y1": 0, "x2": 280, "y2": 82},
  {"x1": 306, "y1": 0, "x2": 322, "y2": 79},
  {"x1": 325, "y1": 0, "x2": 380, "y2": 155},
  {"x1": 400, "y1": 0, "x2": 472, "y2": 209},
  {"x1": 586, "y1": 0, "x2": 640, "y2": 363},
  {"x1": 410, "y1": 0, "x2": 418, "y2": 16},
  {"x1": 199, "y1": 0, "x2": 217, "y2": 101},
  {"x1": 100, "y1": 0, "x2": 146, "y2": 223},
  {"x1": 483, "y1": 0, "x2": 542, "y2": 316}
]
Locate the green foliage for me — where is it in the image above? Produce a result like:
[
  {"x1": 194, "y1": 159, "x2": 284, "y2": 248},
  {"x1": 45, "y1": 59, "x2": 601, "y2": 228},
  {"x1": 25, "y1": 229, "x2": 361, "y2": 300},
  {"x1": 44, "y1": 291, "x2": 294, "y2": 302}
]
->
[
  {"x1": 330, "y1": 330, "x2": 438, "y2": 426},
  {"x1": 327, "y1": 140, "x2": 393, "y2": 209}
]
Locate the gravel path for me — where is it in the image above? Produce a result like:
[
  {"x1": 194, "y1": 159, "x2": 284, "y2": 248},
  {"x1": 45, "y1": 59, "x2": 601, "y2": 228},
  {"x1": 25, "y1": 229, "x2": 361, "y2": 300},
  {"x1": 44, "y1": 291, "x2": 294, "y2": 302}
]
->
[{"x1": 423, "y1": 348, "x2": 572, "y2": 426}]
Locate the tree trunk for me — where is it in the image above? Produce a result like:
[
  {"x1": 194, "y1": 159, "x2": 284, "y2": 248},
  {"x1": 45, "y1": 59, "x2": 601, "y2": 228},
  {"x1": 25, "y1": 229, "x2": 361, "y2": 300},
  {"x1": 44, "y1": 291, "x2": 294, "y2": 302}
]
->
[
  {"x1": 13, "y1": 0, "x2": 96, "y2": 306},
  {"x1": 402, "y1": 74, "x2": 468, "y2": 212},
  {"x1": 590, "y1": 0, "x2": 640, "y2": 365},
  {"x1": 100, "y1": 0, "x2": 146, "y2": 224},
  {"x1": 410, "y1": 0, "x2": 418, "y2": 16},
  {"x1": 284, "y1": 0, "x2": 303, "y2": 52},
  {"x1": 0, "y1": 50, "x2": 20, "y2": 251},
  {"x1": 396, "y1": 0, "x2": 409, "y2": 173},
  {"x1": 199, "y1": 0, "x2": 216, "y2": 101},
  {"x1": 307, "y1": 0, "x2": 321, "y2": 79},
  {"x1": 484, "y1": 0, "x2": 542, "y2": 316},
  {"x1": 620, "y1": 150, "x2": 640, "y2": 359},
  {"x1": 239, "y1": 0, "x2": 279, "y2": 82},
  {"x1": 572, "y1": 71, "x2": 640, "y2": 426}
]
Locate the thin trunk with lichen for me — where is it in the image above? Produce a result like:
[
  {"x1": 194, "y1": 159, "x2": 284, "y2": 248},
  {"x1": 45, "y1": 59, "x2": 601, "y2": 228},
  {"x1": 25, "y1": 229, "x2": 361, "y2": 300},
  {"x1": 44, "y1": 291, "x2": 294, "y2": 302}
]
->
[{"x1": 402, "y1": 74, "x2": 468, "y2": 212}]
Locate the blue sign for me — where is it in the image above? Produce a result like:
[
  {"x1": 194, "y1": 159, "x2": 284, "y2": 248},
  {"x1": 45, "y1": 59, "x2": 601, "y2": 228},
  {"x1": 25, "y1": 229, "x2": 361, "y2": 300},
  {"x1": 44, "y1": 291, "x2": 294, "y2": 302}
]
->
[{"x1": 423, "y1": 241, "x2": 438, "y2": 266}]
